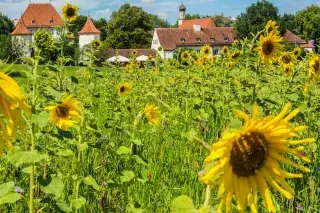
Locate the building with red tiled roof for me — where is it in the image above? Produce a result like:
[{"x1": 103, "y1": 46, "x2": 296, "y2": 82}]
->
[
  {"x1": 10, "y1": 3, "x2": 63, "y2": 57},
  {"x1": 152, "y1": 3, "x2": 236, "y2": 59},
  {"x1": 178, "y1": 18, "x2": 217, "y2": 29},
  {"x1": 283, "y1": 29, "x2": 314, "y2": 51},
  {"x1": 11, "y1": 19, "x2": 32, "y2": 36},
  {"x1": 79, "y1": 17, "x2": 101, "y2": 49}
]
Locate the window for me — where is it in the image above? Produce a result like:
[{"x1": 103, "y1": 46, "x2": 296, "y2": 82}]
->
[
  {"x1": 196, "y1": 50, "x2": 200, "y2": 54},
  {"x1": 32, "y1": 20, "x2": 36, "y2": 24},
  {"x1": 210, "y1": 37, "x2": 215, "y2": 42},
  {"x1": 50, "y1": 19, "x2": 54, "y2": 23},
  {"x1": 153, "y1": 39, "x2": 158, "y2": 44},
  {"x1": 224, "y1": 37, "x2": 229, "y2": 41},
  {"x1": 180, "y1": 38, "x2": 186, "y2": 42},
  {"x1": 196, "y1": 38, "x2": 201, "y2": 42},
  {"x1": 213, "y1": 49, "x2": 219, "y2": 55}
]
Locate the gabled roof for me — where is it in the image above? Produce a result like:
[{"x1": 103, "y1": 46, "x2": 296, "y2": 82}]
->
[
  {"x1": 107, "y1": 49, "x2": 157, "y2": 58},
  {"x1": 20, "y1": 3, "x2": 63, "y2": 28},
  {"x1": 78, "y1": 17, "x2": 101, "y2": 35},
  {"x1": 155, "y1": 27, "x2": 236, "y2": 51},
  {"x1": 300, "y1": 41, "x2": 315, "y2": 49},
  {"x1": 178, "y1": 18, "x2": 216, "y2": 29},
  {"x1": 283, "y1": 29, "x2": 306, "y2": 44},
  {"x1": 11, "y1": 19, "x2": 32, "y2": 35}
]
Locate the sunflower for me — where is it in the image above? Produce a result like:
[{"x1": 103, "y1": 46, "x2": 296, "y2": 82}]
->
[
  {"x1": 61, "y1": 2, "x2": 79, "y2": 22},
  {"x1": 201, "y1": 45, "x2": 211, "y2": 56},
  {"x1": 230, "y1": 50, "x2": 241, "y2": 60},
  {"x1": 255, "y1": 33, "x2": 282, "y2": 64},
  {"x1": 131, "y1": 50, "x2": 138, "y2": 56},
  {"x1": 221, "y1": 46, "x2": 229, "y2": 56},
  {"x1": 228, "y1": 60, "x2": 235, "y2": 69},
  {"x1": 308, "y1": 55, "x2": 320, "y2": 79},
  {"x1": 145, "y1": 104, "x2": 160, "y2": 126},
  {"x1": 125, "y1": 64, "x2": 133, "y2": 73},
  {"x1": 198, "y1": 57, "x2": 207, "y2": 66},
  {"x1": 92, "y1": 40, "x2": 102, "y2": 50},
  {"x1": 137, "y1": 61, "x2": 142, "y2": 67},
  {"x1": 148, "y1": 54, "x2": 154, "y2": 60},
  {"x1": 209, "y1": 55, "x2": 218, "y2": 64},
  {"x1": 279, "y1": 52, "x2": 295, "y2": 68},
  {"x1": 0, "y1": 72, "x2": 30, "y2": 156},
  {"x1": 282, "y1": 64, "x2": 293, "y2": 76},
  {"x1": 181, "y1": 51, "x2": 190, "y2": 61},
  {"x1": 265, "y1": 20, "x2": 279, "y2": 35},
  {"x1": 293, "y1": 47, "x2": 302, "y2": 58},
  {"x1": 118, "y1": 82, "x2": 131, "y2": 96},
  {"x1": 46, "y1": 95, "x2": 81, "y2": 131},
  {"x1": 200, "y1": 103, "x2": 314, "y2": 213}
]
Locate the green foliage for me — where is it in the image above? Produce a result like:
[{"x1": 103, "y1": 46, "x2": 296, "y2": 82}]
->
[
  {"x1": 0, "y1": 12, "x2": 14, "y2": 35},
  {"x1": 279, "y1": 13, "x2": 298, "y2": 35},
  {"x1": 105, "y1": 4, "x2": 153, "y2": 48},
  {"x1": 296, "y1": 5, "x2": 320, "y2": 52},
  {"x1": 234, "y1": 0, "x2": 279, "y2": 38},
  {"x1": 212, "y1": 13, "x2": 234, "y2": 27},
  {"x1": 0, "y1": 34, "x2": 12, "y2": 61},
  {"x1": 34, "y1": 29, "x2": 56, "y2": 62}
]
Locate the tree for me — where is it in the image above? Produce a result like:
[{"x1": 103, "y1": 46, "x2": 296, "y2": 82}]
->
[
  {"x1": 11, "y1": 37, "x2": 29, "y2": 62},
  {"x1": 212, "y1": 14, "x2": 234, "y2": 27},
  {"x1": 234, "y1": 0, "x2": 279, "y2": 39},
  {"x1": 0, "y1": 13, "x2": 14, "y2": 35},
  {"x1": 149, "y1": 14, "x2": 170, "y2": 28},
  {"x1": 94, "y1": 18, "x2": 108, "y2": 41},
  {"x1": 278, "y1": 13, "x2": 297, "y2": 35},
  {"x1": 0, "y1": 34, "x2": 12, "y2": 61},
  {"x1": 105, "y1": 4, "x2": 153, "y2": 49},
  {"x1": 296, "y1": 5, "x2": 320, "y2": 52},
  {"x1": 34, "y1": 29, "x2": 56, "y2": 62}
]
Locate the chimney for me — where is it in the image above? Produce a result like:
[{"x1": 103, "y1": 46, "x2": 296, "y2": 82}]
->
[{"x1": 193, "y1": 24, "x2": 201, "y2": 32}]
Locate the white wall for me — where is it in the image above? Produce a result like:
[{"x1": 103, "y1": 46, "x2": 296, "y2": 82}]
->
[
  {"x1": 164, "y1": 51, "x2": 174, "y2": 59},
  {"x1": 12, "y1": 35, "x2": 32, "y2": 57},
  {"x1": 151, "y1": 31, "x2": 164, "y2": 58},
  {"x1": 29, "y1": 27, "x2": 61, "y2": 42},
  {"x1": 79, "y1": 34, "x2": 100, "y2": 49}
]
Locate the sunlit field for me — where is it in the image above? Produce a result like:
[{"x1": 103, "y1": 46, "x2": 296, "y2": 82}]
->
[{"x1": 1, "y1": 18, "x2": 320, "y2": 213}]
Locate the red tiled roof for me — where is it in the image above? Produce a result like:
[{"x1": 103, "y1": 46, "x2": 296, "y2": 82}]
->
[
  {"x1": 78, "y1": 17, "x2": 101, "y2": 35},
  {"x1": 11, "y1": 19, "x2": 32, "y2": 35},
  {"x1": 178, "y1": 18, "x2": 216, "y2": 29},
  {"x1": 283, "y1": 29, "x2": 305, "y2": 44},
  {"x1": 107, "y1": 49, "x2": 157, "y2": 58},
  {"x1": 300, "y1": 41, "x2": 315, "y2": 49},
  {"x1": 20, "y1": 3, "x2": 63, "y2": 28},
  {"x1": 155, "y1": 27, "x2": 236, "y2": 51}
]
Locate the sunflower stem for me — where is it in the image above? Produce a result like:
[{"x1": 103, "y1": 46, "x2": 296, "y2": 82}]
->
[
  {"x1": 29, "y1": 49, "x2": 40, "y2": 213},
  {"x1": 203, "y1": 185, "x2": 212, "y2": 206}
]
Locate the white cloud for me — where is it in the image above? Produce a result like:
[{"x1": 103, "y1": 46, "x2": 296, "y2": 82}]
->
[
  {"x1": 140, "y1": 0, "x2": 155, "y2": 3},
  {"x1": 91, "y1": 8, "x2": 112, "y2": 19}
]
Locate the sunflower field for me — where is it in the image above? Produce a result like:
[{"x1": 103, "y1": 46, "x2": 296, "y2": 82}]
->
[{"x1": 0, "y1": 6, "x2": 320, "y2": 213}]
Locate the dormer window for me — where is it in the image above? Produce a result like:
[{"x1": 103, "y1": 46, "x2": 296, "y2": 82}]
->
[
  {"x1": 222, "y1": 33, "x2": 229, "y2": 41},
  {"x1": 32, "y1": 19, "x2": 36, "y2": 24},
  {"x1": 180, "y1": 38, "x2": 186, "y2": 42},
  {"x1": 210, "y1": 37, "x2": 215, "y2": 42},
  {"x1": 50, "y1": 18, "x2": 54, "y2": 23},
  {"x1": 196, "y1": 38, "x2": 201, "y2": 42}
]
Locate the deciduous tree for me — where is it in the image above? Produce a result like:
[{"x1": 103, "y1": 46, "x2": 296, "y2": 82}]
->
[{"x1": 234, "y1": 0, "x2": 279, "y2": 38}]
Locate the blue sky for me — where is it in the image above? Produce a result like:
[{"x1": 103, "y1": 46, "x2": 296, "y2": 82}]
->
[{"x1": 0, "y1": 0, "x2": 320, "y2": 23}]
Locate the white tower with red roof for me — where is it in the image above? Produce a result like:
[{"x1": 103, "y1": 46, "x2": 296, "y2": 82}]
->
[{"x1": 78, "y1": 17, "x2": 101, "y2": 49}]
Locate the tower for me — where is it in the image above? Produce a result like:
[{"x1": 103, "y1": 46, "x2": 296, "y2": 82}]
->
[
  {"x1": 178, "y1": 2, "x2": 186, "y2": 26},
  {"x1": 78, "y1": 17, "x2": 101, "y2": 49}
]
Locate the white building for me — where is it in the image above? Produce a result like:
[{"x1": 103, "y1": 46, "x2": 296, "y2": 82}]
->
[
  {"x1": 78, "y1": 17, "x2": 101, "y2": 49},
  {"x1": 11, "y1": 3, "x2": 63, "y2": 56},
  {"x1": 151, "y1": 3, "x2": 236, "y2": 59}
]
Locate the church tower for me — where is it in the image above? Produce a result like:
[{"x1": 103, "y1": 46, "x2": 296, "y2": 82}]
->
[{"x1": 178, "y1": 3, "x2": 186, "y2": 26}]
